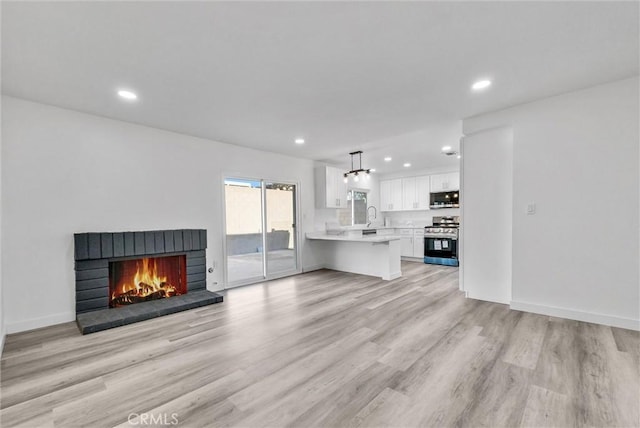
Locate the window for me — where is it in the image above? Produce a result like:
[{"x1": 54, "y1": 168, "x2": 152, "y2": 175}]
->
[
  {"x1": 338, "y1": 189, "x2": 369, "y2": 226},
  {"x1": 351, "y1": 190, "x2": 368, "y2": 225}
]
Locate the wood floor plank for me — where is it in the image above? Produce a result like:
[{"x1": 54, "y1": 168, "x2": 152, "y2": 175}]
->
[
  {"x1": 227, "y1": 327, "x2": 378, "y2": 412},
  {"x1": 502, "y1": 311, "x2": 549, "y2": 370},
  {"x1": 611, "y1": 326, "x2": 640, "y2": 356},
  {"x1": 519, "y1": 385, "x2": 574, "y2": 428},
  {"x1": 531, "y1": 317, "x2": 582, "y2": 400},
  {"x1": 348, "y1": 387, "x2": 411, "y2": 428},
  {"x1": 114, "y1": 370, "x2": 250, "y2": 428},
  {"x1": 1, "y1": 261, "x2": 637, "y2": 428},
  {"x1": 231, "y1": 341, "x2": 389, "y2": 426},
  {"x1": 0, "y1": 377, "x2": 106, "y2": 427},
  {"x1": 458, "y1": 360, "x2": 533, "y2": 427},
  {"x1": 287, "y1": 361, "x2": 399, "y2": 428},
  {"x1": 575, "y1": 323, "x2": 623, "y2": 427}
]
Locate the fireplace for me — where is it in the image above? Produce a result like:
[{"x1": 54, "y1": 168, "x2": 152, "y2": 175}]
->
[
  {"x1": 109, "y1": 255, "x2": 187, "y2": 307},
  {"x1": 74, "y1": 229, "x2": 223, "y2": 334}
]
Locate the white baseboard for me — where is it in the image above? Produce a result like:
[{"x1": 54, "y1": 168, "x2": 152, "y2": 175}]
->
[
  {"x1": 302, "y1": 264, "x2": 326, "y2": 273},
  {"x1": 510, "y1": 300, "x2": 640, "y2": 331},
  {"x1": 6, "y1": 311, "x2": 75, "y2": 334},
  {"x1": 467, "y1": 291, "x2": 511, "y2": 305},
  {"x1": 0, "y1": 329, "x2": 5, "y2": 356},
  {"x1": 387, "y1": 271, "x2": 402, "y2": 280}
]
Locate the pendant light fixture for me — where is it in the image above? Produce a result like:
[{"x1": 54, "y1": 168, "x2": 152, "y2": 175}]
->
[{"x1": 343, "y1": 151, "x2": 370, "y2": 183}]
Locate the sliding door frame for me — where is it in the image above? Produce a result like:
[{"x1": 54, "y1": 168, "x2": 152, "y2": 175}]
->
[{"x1": 221, "y1": 174, "x2": 302, "y2": 289}]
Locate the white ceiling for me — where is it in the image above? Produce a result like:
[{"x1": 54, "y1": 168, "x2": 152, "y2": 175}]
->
[{"x1": 2, "y1": 2, "x2": 638, "y2": 173}]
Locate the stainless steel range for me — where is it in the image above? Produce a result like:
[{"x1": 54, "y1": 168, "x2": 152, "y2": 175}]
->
[{"x1": 424, "y1": 216, "x2": 459, "y2": 266}]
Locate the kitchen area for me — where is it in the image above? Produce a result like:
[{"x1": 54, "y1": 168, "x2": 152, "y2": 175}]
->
[{"x1": 308, "y1": 162, "x2": 460, "y2": 280}]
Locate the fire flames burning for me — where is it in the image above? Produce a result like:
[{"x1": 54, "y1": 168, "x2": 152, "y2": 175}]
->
[{"x1": 111, "y1": 257, "x2": 182, "y2": 307}]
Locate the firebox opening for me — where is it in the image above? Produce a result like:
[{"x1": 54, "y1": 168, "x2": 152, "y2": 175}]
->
[{"x1": 109, "y1": 255, "x2": 187, "y2": 308}]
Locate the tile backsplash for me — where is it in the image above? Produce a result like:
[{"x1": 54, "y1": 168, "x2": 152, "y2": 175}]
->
[
  {"x1": 315, "y1": 207, "x2": 460, "y2": 230},
  {"x1": 383, "y1": 208, "x2": 460, "y2": 227}
]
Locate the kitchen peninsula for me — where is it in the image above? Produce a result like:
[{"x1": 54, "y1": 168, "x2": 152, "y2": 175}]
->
[{"x1": 306, "y1": 229, "x2": 401, "y2": 280}]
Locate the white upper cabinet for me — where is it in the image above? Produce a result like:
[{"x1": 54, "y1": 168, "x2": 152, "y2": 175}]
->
[
  {"x1": 416, "y1": 176, "x2": 431, "y2": 210},
  {"x1": 400, "y1": 176, "x2": 431, "y2": 211},
  {"x1": 380, "y1": 179, "x2": 403, "y2": 211},
  {"x1": 315, "y1": 166, "x2": 348, "y2": 208},
  {"x1": 430, "y1": 172, "x2": 460, "y2": 192},
  {"x1": 381, "y1": 173, "x2": 459, "y2": 212},
  {"x1": 382, "y1": 176, "x2": 431, "y2": 212},
  {"x1": 402, "y1": 177, "x2": 417, "y2": 210},
  {"x1": 380, "y1": 180, "x2": 391, "y2": 211}
]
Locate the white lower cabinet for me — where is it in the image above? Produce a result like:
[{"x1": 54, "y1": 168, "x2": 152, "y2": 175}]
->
[
  {"x1": 413, "y1": 231, "x2": 424, "y2": 258},
  {"x1": 397, "y1": 229, "x2": 424, "y2": 258},
  {"x1": 400, "y1": 237, "x2": 414, "y2": 257}
]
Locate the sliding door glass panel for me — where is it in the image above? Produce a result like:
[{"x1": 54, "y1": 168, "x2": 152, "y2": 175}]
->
[
  {"x1": 224, "y1": 178, "x2": 265, "y2": 284},
  {"x1": 265, "y1": 182, "x2": 297, "y2": 276}
]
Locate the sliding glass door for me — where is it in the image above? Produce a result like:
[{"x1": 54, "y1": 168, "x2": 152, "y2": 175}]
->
[
  {"x1": 265, "y1": 182, "x2": 297, "y2": 276},
  {"x1": 224, "y1": 178, "x2": 298, "y2": 287}
]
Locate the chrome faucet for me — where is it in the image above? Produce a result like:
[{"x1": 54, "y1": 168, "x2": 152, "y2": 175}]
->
[{"x1": 366, "y1": 206, "x2": 377, "y2": 227}]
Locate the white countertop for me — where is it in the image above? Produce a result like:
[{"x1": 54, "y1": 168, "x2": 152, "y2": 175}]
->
[
  {"x1": 337, "y1": 225, "x2": 395, "y2": 230},
  {"x1": 326, "y1": 225, "x2": 427, "y2": 231},
  {"x1": 306, "y1": 232, "x2": 401, "y2": 243}
]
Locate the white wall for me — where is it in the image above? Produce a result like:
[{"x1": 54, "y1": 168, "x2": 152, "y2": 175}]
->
[
  {"x1": 463, "y1": 76, "x2": 639, "y2": 330},
  {"x1": 460, "y1": 127, "x2": 513, "y2": 304},
  {"x1": 1, "y1": 96, "x2": 319, "y2": 333}
]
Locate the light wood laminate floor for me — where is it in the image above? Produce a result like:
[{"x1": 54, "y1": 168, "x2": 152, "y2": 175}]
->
[{"x1": 1, "y1": 262, "x2": 638, "y2": 427}]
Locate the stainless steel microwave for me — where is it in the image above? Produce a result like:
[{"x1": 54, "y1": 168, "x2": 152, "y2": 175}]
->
[{"x1": 429, "y1": 191, "x2": 459, "y2": 209}]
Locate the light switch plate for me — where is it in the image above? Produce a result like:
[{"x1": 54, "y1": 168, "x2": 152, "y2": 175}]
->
[{"x1": 526, "y1": 203, "x2": 536, "y2": 215}]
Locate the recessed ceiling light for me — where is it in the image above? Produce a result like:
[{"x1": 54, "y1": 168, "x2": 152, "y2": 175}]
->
[
  {"x1": 441, "y1": 146, "x2": 452, "y2": 152},
  {"x1": 370, "y1": 168, "x2": 376, "y2": 172},
  {"x1": 117, "y1": 90, "x2": 138, "y2": 100},
  {"x1": 294, "y1": 138, "x2": 305, "y2": 144},
  {"x1": 457, "y1": 155, "x2": 461, "y2": 159},
  {"x1": 403, "y1": 163, "x2": 411, "y2": 167},
  {"x1": 384, "y1": 157, "x2": 392, "y2": 162},
  {"x1": 471, "y1": 80, "x2": 492, "y2": 91}
]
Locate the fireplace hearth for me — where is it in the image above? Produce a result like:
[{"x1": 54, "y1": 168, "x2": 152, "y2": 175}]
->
[{"x1": 74, "y1": 229, "x2": 223, "y2": 334}]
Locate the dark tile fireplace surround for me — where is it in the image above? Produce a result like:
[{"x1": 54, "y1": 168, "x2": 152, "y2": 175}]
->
[{"x1": 74, "y1": 229, "x2": 223, "y2": 334}]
